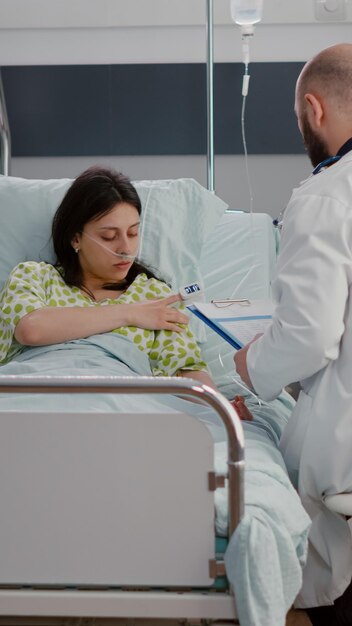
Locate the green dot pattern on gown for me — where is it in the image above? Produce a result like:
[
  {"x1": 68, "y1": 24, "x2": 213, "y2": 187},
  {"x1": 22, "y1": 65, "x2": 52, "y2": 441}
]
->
[{"x1": 0, "y1": 261, "x2": 208, "y2": 376}]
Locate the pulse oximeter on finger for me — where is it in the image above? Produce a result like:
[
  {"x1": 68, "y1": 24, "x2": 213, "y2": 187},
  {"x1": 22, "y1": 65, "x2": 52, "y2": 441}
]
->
[{"x1": 179, "y1": 282, "x2": 204, "y2": 301}]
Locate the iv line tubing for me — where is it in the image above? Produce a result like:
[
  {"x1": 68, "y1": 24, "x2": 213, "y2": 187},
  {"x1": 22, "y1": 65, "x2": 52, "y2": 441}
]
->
[{"x1": 241, "y1": 92, "x2": 254, "y2": 215}]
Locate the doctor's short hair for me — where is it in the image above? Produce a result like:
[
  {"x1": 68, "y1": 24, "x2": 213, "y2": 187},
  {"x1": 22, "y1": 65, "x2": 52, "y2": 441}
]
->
[{"x1": 297, "y1": 43, "x2": 352, "y2": 111}]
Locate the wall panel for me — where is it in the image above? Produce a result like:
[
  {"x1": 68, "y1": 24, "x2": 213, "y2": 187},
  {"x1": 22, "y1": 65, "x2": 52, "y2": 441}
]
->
[{"x1": 2, "y1": 62, "x2": 304, "y2": 158}]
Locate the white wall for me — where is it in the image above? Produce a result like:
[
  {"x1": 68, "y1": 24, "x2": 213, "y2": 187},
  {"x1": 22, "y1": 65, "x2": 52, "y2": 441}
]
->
[
  {"x1": 0, "y1": 0, "x2": 351, "y2": 64},
  {"x1": 1, "y1": 0, "x2": 348, "y2": 214},
  {"x1": 11, "y1": 154, "x2": 311, "y2": 217}
]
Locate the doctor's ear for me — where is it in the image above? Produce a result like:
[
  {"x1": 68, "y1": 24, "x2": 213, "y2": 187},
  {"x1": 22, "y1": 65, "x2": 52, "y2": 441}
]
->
[{"x1": 305, "y1": 93, "x2": 324, "y2": 128}]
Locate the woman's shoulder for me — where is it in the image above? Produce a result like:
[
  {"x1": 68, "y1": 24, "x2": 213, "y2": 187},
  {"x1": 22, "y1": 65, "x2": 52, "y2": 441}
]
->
[
  {"x1": 11, "y1": 260, "x2": 54, "y2": 272},
  {"x1": 9, "y1": 261, "x2": 60, "y2": 279},
  {"x1": 134, "y1": 273, "x2": 172, "y2": 296}
]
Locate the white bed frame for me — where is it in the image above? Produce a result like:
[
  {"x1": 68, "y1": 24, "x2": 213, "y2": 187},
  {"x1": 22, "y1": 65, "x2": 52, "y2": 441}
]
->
[{"x1": 0, "y1": 375, "x2": 244, "y2": 625}]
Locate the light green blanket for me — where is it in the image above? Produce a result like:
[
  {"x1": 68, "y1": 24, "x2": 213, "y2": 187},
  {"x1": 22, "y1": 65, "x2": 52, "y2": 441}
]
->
[{"x1": 0, "y1": 333, "x2": 311, "y2": 626}]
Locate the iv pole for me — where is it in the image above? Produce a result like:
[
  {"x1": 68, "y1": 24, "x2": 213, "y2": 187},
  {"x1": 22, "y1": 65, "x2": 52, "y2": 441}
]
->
[
  {"x1": 0, "y1": 70, "x2": 11, "y2": 176},
  {"x1": 206, "y1": 0, "x2": 215, "y2": 192}
]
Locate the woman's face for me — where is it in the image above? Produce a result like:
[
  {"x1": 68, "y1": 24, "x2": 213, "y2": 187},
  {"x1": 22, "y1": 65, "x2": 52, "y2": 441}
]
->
[{"x1": 72, "y1": 202, "x2": 140, "y2": 287}]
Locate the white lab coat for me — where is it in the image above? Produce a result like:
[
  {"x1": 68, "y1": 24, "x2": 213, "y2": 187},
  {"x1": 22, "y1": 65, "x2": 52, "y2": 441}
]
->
[{"x1": 246, "y1": 152, "x2": 352, "y2": 608}]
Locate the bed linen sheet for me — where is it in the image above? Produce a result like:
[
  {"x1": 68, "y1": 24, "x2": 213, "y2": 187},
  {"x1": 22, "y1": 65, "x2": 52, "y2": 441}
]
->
[{"x1": 0, "y1": 334, "x2": 311, "y2": 626}]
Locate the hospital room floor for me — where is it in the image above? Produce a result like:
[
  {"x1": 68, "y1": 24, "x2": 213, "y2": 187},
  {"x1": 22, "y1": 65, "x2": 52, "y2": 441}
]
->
[
  {"x1": 0, "y1": 617, "x2": 185, "y2": 626},
  {"x1": 0, "y1": 609, "x2": 312, "y2": 625}
]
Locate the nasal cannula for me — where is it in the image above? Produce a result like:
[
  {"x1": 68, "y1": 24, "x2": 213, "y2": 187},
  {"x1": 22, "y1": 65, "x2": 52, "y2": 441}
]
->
[{"x1": 82, "y1": 232, "x2": 138, "y2": 262}]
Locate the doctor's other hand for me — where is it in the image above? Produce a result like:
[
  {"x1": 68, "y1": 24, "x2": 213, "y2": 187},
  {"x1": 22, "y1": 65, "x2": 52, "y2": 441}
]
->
[
  {"x1": 233, "y1": 333, "x2": 263, "y2": 389},
  {"x1": 231, "y1": 395, "x2": 253, "y2": 421},
  {"x1": 126, "y1": 293, "x2": 189, "y2": 332}
]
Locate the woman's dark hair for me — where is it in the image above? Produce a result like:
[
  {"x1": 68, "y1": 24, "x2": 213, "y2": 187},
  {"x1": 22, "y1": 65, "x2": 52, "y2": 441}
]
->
[{"x1": 52, "y1": 165, "x2": 161, "y2": 295}]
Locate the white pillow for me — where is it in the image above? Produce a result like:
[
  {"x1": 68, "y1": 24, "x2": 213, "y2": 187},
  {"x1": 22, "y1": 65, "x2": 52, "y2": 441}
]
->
[
  {"x1": 0, "y1": 176, "x2": 72, "y2": 289},
  {"x1": 136, "y1": 178, "x2": 227, "y2": 293},
  {"x1": 0, "y1": 175, "x2": 227, "y2": 341}
]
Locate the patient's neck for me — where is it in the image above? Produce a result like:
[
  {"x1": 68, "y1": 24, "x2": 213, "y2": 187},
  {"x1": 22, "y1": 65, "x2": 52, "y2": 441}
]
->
[{"x1": 80, "y1": 285, "x2": 125, "y2": 302}]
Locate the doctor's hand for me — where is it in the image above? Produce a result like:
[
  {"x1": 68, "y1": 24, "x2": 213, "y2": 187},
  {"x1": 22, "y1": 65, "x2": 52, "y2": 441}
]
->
[{"x1": 233, "y1": 333, "x2": 263, "y2": 390}]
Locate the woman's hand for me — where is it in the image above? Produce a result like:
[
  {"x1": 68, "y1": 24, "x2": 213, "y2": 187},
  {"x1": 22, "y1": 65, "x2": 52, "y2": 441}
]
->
[
  {"x1": 126, "y1": 294, "x2": 189, "y2": 332},
  {"x1": 231, "y1": 395, "x2": 253, "y2": 421}
]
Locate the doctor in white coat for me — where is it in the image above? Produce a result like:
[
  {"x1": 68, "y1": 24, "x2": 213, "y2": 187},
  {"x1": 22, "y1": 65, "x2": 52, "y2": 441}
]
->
[{"x1": 235, "y1": 44, "x2": 352, "y2": 624}]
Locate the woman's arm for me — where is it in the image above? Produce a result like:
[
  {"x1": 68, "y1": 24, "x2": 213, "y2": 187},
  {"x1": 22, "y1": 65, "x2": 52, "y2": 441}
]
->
[
  {"x1": 15, "y1": 295, "x2": 188, "y2": 346},
  {"x1": 177, "y1": 370, "x2": 253, "y2": 420},
  {"x1": 177, "y1": 369, "x2": 216, "y2": 389}
]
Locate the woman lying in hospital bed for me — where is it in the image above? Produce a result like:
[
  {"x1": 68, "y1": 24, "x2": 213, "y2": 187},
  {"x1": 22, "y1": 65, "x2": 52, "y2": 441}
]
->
[
  {"x1": 0, "y1": 166, "x2": 211, "y2": 380},
  {"x1": 0, "y1": 166, "x2": 310, "y2": 626},
  {"x1": 0, "y1": 165, "x2": 249, "y2": 418}
]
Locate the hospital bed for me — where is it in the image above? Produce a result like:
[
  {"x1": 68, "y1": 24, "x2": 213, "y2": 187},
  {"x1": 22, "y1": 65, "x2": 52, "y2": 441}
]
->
[{"x1": 0, "y1": 175, "x2": 311, "y2": 626}]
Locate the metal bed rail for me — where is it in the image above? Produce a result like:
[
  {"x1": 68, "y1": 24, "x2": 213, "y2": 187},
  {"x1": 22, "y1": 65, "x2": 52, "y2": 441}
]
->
[{"x1": 0, "y1": 374, "x2": 245, "y2": 536}]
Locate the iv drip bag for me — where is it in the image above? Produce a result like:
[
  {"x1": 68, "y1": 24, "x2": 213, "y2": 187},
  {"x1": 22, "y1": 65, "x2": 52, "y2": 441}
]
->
[{"x1": 230, "y1": 0, "x2": 263, "y2": 26}]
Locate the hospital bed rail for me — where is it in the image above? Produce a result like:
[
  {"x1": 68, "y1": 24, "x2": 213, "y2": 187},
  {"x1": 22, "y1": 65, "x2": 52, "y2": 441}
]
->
[{"x1": 0, "y1": 374, "x2": 244, "y2": 623}]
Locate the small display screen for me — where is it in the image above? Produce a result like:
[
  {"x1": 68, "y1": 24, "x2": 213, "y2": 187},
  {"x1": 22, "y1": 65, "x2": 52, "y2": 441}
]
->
[{"x1": 185, "y1": 284, "x2": 200, "y2": 294}]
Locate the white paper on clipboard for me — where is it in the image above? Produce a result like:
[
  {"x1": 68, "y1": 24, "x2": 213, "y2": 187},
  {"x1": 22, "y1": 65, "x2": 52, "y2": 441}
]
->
[{"x1": 188, "y1": 299, "x2": 274, "y2": 350}]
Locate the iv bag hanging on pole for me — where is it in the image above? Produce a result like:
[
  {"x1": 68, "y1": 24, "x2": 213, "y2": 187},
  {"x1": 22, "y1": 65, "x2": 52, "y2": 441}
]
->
[
  {"x1": 229, "y1": 0, "x2": 264, "y2": 212},
  {"x1": 230, "y1": 0, "x2": 263, "y2": 27}
]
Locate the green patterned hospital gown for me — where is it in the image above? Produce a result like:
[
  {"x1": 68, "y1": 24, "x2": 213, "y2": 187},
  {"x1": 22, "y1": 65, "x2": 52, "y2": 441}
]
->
[{"x1": 0, "y1": 261, "x2": 208, "y2": 376}]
